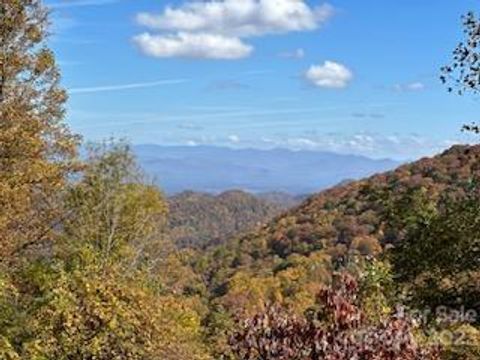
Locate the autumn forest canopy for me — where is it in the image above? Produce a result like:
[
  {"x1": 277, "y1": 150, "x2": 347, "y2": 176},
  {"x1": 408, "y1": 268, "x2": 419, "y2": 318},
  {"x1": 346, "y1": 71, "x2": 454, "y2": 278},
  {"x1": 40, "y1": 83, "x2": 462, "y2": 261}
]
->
[{"x1": 3, "y1": 1, "x2": 480, "y2": 359}]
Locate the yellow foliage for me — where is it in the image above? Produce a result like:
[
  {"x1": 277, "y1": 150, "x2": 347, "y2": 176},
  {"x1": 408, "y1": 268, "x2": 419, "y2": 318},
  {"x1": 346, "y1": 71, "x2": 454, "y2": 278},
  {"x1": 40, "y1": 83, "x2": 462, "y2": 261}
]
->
[
  {"x1": 1, "y1": 262, "x2": 211, "y2": 360},
  {"x1": 62, "y1": 142, "x2": 169, "y2": 271},
  {"x1": 350, "y1": 235, "x2": 382, "y2": 256},
  {"x1": 0, "y1": 0, "x2": 80, "y2": 262},
  {"x1": 221, "y1": 271, "x2": 283, "y2": 316}
]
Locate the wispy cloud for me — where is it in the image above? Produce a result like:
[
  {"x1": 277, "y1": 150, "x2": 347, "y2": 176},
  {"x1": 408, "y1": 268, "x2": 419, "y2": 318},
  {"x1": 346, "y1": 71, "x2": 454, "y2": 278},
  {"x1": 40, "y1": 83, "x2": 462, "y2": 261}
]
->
[
  {"x1": 393, "y1": 81, "x2": 426, "y2": 92},
  {"x1": 159, "y1": 106, "x2": 347, "y2": 121},
  {"x1": 69, "y1": 79, "x2": 189, "y2": 94},
  {"x1": 177, "y1": 123, "x2": 205, "y2": 131},
  {"x1": 71, "y1": 103, "x2": 397, "y2": 126},
  {"x1": 279, "y1": 48, "x2": 305, "y2": 59},
  {"x1": 207, "y1": 80, "x2": 251, "y2": 92},
  {"x1": 241, "y1": 69, "x2": 275, "y2": 76},
  {"x1": 351, "y1": 112, "x2": 385, "y2": 119}
]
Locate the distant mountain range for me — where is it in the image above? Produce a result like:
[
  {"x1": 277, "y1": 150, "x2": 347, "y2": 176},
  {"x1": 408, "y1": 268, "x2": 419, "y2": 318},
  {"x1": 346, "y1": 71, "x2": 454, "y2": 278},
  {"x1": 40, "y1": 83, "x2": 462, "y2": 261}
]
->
[{"x1": 134, "y1": 145, "x2": 400, "y2": 194}]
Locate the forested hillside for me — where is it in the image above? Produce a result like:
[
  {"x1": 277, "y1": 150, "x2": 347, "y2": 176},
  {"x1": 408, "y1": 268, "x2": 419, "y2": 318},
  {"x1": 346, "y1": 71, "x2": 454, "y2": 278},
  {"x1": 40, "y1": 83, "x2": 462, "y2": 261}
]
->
[
  {"x1": 198, "y1": 144, "x2": 480, "y2": 296},
  {"x1": 168, "y1": 190, "x2": 297, "y2": 248},
  {"x1": 194, "y1": 144, "x2": 480, "y2": 358},
  {"x1": 229, "y1": 144, "x2": 480, "y2": 262}
]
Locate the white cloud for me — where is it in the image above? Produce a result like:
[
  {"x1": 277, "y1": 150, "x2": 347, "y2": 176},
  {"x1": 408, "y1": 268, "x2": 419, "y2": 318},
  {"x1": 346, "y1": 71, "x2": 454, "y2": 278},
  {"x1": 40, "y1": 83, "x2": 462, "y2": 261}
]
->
[
  {"x1": 393, "y1": 81, "x2": 426, "y2": 92},
  {"x1": 305, "y1": 61, "x2": 353, "y2": 89},
  {"x1": 134, "y1": 0, "x2": 333, "y2": 60},
  {"x1": 407, "y1": 82, "x2": 425, "y2": 91},
  {"x1": 137, "y1": 1, "x2": 333, "y2": 37},
  {"x1": 287, "y1": 137, "x2": 318, "y2": 148},
  {"x1": 133, "y1": 32, "x2": 252, "y2": 59},
  {"x1": 69, "y1": 79, "x2": 189, "y2": 94},
  {"x1": 256, "y1": 132, "x2": 463, "y2": 160},
  {"x1": 279, "y1": 48, "x2": 305, "y2": 59},
  {"x1": 228, "y1": 134, "x2": 241, "y2": 143}
]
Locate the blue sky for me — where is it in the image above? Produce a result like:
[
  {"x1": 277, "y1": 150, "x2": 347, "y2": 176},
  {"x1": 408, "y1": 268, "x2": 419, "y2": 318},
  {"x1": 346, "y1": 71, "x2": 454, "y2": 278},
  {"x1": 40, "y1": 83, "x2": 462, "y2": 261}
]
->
[{"x1": 46, "y1": 0, "x2": 480, "y2": 160}]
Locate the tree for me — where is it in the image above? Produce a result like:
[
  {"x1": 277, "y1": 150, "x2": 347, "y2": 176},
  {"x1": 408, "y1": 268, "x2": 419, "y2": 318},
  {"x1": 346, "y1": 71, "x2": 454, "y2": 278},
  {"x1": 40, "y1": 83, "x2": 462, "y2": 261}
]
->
[
  {"x1": 229, "y1": 271, "x2": 440, "y2": 360},
  {"x1": 391, "y1": 184, "x2": 480, "y2": 312},
  {"x1": 62, "y1": 141, "x2": 168, "y2": 272},
  {"x1": 0, "y1": 2, "x2": 214, "y2": 359},
  {"x1": 441, "y1": 11, "x2": 480, "y2": 133},
  {"x1": 0, "y1": 141, "x2": 211, "y2": 359},
  {"x1": 0, "y1": 259, "x2": 211, "y2": 360},
  {"x1": 0, "y1": 0, "x2": 79, "y2": 262}
]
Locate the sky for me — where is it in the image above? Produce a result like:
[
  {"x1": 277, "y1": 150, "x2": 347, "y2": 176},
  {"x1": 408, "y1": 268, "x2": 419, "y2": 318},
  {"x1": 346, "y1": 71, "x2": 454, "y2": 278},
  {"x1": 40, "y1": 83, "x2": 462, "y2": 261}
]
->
[{"x1": 45, "y1": 0, "x2": 480, "y2": 160}]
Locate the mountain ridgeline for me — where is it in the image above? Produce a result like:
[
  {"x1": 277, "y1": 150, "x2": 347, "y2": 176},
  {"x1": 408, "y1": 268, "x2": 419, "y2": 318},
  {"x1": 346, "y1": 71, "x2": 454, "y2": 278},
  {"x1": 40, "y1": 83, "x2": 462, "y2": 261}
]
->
[{"x1": 135, "y1": 145, "x2": 399, "y2": 194}]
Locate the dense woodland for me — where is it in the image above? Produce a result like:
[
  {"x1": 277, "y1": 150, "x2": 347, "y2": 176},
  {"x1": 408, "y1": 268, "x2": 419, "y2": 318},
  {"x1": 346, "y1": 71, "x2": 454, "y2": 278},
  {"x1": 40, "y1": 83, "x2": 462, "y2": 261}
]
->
[
  {"x1": 2, "y1": 1, "x2": 480, "y2": 359},
  {"x1": 168, "y1": 190, "x2": 297, "y2": 248}
]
